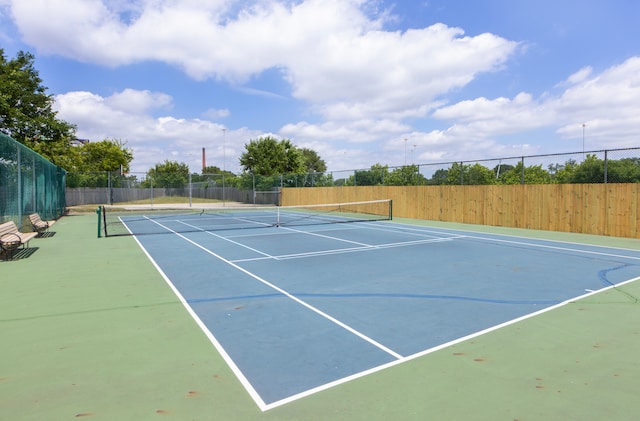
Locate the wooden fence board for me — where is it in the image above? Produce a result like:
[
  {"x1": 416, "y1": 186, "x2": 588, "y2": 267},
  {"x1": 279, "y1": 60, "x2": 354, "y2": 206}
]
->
[{"x1": 281, "y1": 184, "x2": 640, "y2": 239}]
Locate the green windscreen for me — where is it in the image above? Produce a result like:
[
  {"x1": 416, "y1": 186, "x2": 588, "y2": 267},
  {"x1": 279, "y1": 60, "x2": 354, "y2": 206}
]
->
[{"x1": 0, "y1": 134, "x2": 67, "y2": 229}]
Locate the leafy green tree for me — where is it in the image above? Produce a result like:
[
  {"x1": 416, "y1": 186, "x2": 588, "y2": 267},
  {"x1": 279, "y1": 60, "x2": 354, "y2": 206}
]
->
[
  {"x1": 606, "y1": 158, "x2": 640, "y2": 183},
  {"x1": 0, "y1": 49, "x2": 75, "y2": 154},
  {"x1": 427, "y1": 168, "x2": 449, "y2": 185},
  {"x1": 493, "y1": 163, "x2": 514, "y2": 183},
  {"x1": 79, "y1": 139, "x2": 133, "y2": 172},
  {"x1": 143, "y1": 160, "x2": 189, "y2": 188},
  {"x1": 353, "y1": 164, "x2": 388, "y2": 186},
  {"x1": 467, "y1": 163, "x2": 496, "y2": 185},
  {"x1": 499, "y1": 162, "x2": 552, "y2": 184},
  {"x1": 193, "y1": 165, "x2": 239, "y2": 186},
  {"x1": 28, "y1": 136, "x2": 79, "y2": 170},
  {"x1": 446, "y1": 162, "x2": 466, "y2": 185},
  {"x1": 570, "y1": 154, "x2": 604, "y2": 183},
  {"x1": 549, "y1": 160, "x2": 578, "y2": 184},
  {"x1": 201, "y1": 165, "x2": 236, "y2": 176},
  {"x1": 65, "y1": 139, "x2": 133, "y2": 187},
  {"x1": 385, "y1": 165, "x2": 426, "y2": 186},
  {"x1": 446, "y1": 163, "x2": 495, "y2": 185},
  {"x1": 300, "y1": 148, "x2": 327, "y2": 173},
  {"x1": 239, "y1": 136, "x2": 305, "y2": 176}
]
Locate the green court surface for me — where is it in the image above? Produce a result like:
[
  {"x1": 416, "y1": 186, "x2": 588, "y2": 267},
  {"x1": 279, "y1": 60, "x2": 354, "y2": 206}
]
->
[{"x1": 1, "y1": 213, "x2": 640, "y2": 420}]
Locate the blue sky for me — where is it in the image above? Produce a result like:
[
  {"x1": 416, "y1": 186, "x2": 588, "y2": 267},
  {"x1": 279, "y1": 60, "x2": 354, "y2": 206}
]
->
[{"x1": 1, "y1": 0, "x2": 639, "y2": 174}]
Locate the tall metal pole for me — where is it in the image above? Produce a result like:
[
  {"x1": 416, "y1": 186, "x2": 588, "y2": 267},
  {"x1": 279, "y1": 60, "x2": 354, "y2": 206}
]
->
[
  {"x1": 582, "y1": 123, "x2": 586, "y2": 160},
  {"x1": 188, "y1": 172, "x2": 192, "y2": 208},
  {"x1": 222, "y1": 128, "x2": 226, "y2": 173},
  {"x1": 404, "y1": 138, "x2": 407, "y2": 165},
  {"x1": 222, "y1": 128, "x2": 226, "y2": 205}
]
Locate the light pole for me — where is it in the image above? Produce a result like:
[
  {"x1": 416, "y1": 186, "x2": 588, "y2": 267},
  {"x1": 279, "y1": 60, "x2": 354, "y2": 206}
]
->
[
  {"x1": 221, "y1": 128, "x2": 226, "y2": 204},
  {"x1": 404, "y1": 138, "x2": 407, "y2": 165},
  {"x1": 582, "y1": 123, "x2": 586, "y2": 159},
  {"x1": 188, "y1": 153, "x2": 193, "y2": 207}
]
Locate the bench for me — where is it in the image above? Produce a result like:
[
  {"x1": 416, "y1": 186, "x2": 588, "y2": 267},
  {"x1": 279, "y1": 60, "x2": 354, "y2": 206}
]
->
[
  {"x1": 0, "y1": 221, "x2": 38, "y2": 260},
  {"x1": 28, "y1": 213, "x2": 56, "y2": 235}
]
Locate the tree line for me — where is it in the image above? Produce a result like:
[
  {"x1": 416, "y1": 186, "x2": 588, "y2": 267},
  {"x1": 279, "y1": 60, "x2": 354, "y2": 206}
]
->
[{"x1": 344, "y1": 155, "x2": 640, "y2": 186}]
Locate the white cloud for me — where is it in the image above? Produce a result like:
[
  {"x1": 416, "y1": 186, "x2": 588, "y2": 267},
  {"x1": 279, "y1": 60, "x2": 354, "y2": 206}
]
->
[
  {"x1": 283, "y1": 57, "x2": 640, "y2": 168},
  {"x1": 9, "y1": 0, "x2": 516, "y2": 117},
  {"x1": 424, "y1": 57, "x2": 640, "y2": 157},
  {"x1": 53, "y1": 89, "x2": 257, "y2": 173},
  {"x1": 554, "y1": 58, "x2": 640, "y2": 147},
  {"x1": 10, "y1": 1, "x2": 638, "y2": 173},
  {"x1": 203, "y1": 108, "x2": 230, "y2": 119},
  {"x1": 565, "y1": 66, "x2": 593, "y2": 85},
  {"x1": 292, "y1": 25, "x2": 517, "y2": 120}
]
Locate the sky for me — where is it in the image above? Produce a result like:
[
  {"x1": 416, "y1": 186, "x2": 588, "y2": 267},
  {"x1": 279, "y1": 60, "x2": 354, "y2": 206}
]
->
[{"x1": 1, "y1": 0, "x2": 639, "y2": 175}]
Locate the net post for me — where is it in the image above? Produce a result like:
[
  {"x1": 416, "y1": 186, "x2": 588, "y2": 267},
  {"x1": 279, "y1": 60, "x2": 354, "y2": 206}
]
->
[
  {"x1": 96, "y1": 206, "x2": 102, "y2": 238},
  {"x1": 102, "y1": 205, "x2": 108, "y2": 237},
  {"x1": 389, "y1": 199, "x2": 393, "y2": 220}
]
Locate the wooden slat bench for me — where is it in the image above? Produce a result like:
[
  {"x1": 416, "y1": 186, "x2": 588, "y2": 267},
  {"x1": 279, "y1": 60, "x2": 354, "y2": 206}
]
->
[
  {"x1": 0, "y1": 221, "x2": 38, "y2": 260},
  {"x1": 28, "y1": 213, "x2": 56, "y2": 235}
]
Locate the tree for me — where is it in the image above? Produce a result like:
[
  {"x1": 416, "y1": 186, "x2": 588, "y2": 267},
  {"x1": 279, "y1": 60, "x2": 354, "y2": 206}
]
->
[
  {"x1": 239, "y1": 136, "x2": 306, "y2": 176},
  {"x1": 143, "y1": 160, "x2": 189, "y2": 188},
  {"x1": 385, "y1": 165, "x2": 426, "y2": 186},
  {"x1": 300, "y1": 148, "x2": 327, "y2": 173},
  {"x1": 446, "y1": 162, "x2": 495, "y2": 185},
  {"x1": 549, "y1": 160, "x2": 578, "y2": 184},
  {"x1": 569, "y1": 154, "x2": 604, "y2": 183},
  {"x1": 428, "y1": 168, "x2": 449, "y2": 185},
  {"x1": 605, "y1": 158, "x2": 640, "y2": 183},
  {"x1": 493, "y1": 163, "x2": 514, "y2": 183},
  {"x1": 201, "y1": 165, "x2": 235, "y2": 176},
  {"x1": 65, "y1": 139, "x2": 134, "y2": 188},
  {"x1": 0, "y1": 49, "x2": 75, "y2": 154},
  {"x1": 467, "y1": 163, "x2": 496, "y2": 185},
  {"x1": 499, "y1": 162, "x2": 552, "y2": 184},
  {"x1": 78, "y1": 139, "x2": 133, "y2": 172},
  {"x1": 353, "y1": 164, "x2": 388, "y2": 186},
  {"x1": 194, "y1": 165, "x2": 240, "y2": 188}
]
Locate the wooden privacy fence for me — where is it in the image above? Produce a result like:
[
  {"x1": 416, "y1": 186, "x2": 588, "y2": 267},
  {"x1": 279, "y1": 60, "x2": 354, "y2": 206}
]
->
[{"x1": 281, "y1": 184, "x2": 640, "y2": 239}]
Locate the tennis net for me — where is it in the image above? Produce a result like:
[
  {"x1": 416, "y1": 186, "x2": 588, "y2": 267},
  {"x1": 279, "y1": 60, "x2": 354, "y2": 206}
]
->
[{"x1": 98, "y1": 199, "x2": 392, "y2": 237}]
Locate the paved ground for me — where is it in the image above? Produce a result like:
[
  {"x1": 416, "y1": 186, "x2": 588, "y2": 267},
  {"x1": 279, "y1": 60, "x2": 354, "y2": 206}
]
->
[{"x1": 1, "y1": 213, "x2": 639, "y2": 420}]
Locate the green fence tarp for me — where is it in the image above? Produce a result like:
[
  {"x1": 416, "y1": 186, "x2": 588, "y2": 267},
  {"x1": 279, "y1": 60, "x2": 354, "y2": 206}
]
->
[{"x1": 0, "y1": 133, "x2": 66, "y2": 229}]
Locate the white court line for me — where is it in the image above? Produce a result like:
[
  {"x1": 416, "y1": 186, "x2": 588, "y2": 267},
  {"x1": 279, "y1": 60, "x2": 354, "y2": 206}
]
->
[
  {"x1": 145, "y1": 216, "x2": 405, "y2": 378},
  {"x1": 130, "y1": 226, "x2": 268, "y2": 410},
  {"x1": 231, "y1": 237, "x2": 454, "y2": 263},
  {"x1": 132, "y1": 216, "x2": 640, "y2": 411},
  {"x1": 262, "y1": 274, "x2": 640, "y2": 410},
  {"x1": 385, "y1": 220, "x2": 640, "y2": 255},
  {"x1": 464, "y1": 234, "x2": 640, "y2": 261},
  {"x1": 280, "y1": 225, "x2": 374, "y2": 247},
  {"x1": 176, "y1": 220, "x2": 275, "y2": 259},
  {"x1": 358, "y1": 220, "x2": 640, "y2": 261}
]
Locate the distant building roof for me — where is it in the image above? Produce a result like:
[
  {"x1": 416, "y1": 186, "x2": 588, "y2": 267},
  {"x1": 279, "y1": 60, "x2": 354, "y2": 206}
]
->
[{"x1": 71, "y1": 138, "x2": 90, "y2": 146}]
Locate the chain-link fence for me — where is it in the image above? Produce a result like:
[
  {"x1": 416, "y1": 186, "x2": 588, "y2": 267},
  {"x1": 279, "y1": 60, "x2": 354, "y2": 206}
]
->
[
  {"x1": 66, "y1": 172, "x2": 283, "y2": 206},
  {"x1": 65, "y1": 147, "x2": 640, "y2": 206},
  {"x1": 327, "y1": 147, "x2": 640, "y2": 186},
  {"x1": 0, "y1": 134, "x2": 67, "y2": 228}
]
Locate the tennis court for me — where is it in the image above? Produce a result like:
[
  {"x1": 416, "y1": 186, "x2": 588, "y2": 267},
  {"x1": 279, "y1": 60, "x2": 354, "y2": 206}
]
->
[{"x1": 100, "y1": 201, "x2": 640, "y2": 411}]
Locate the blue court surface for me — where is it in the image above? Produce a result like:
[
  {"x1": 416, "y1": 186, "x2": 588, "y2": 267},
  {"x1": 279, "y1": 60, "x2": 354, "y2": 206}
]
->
[{"x1": 123, "y1": 212, "x2": 640, "y2": 411}]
